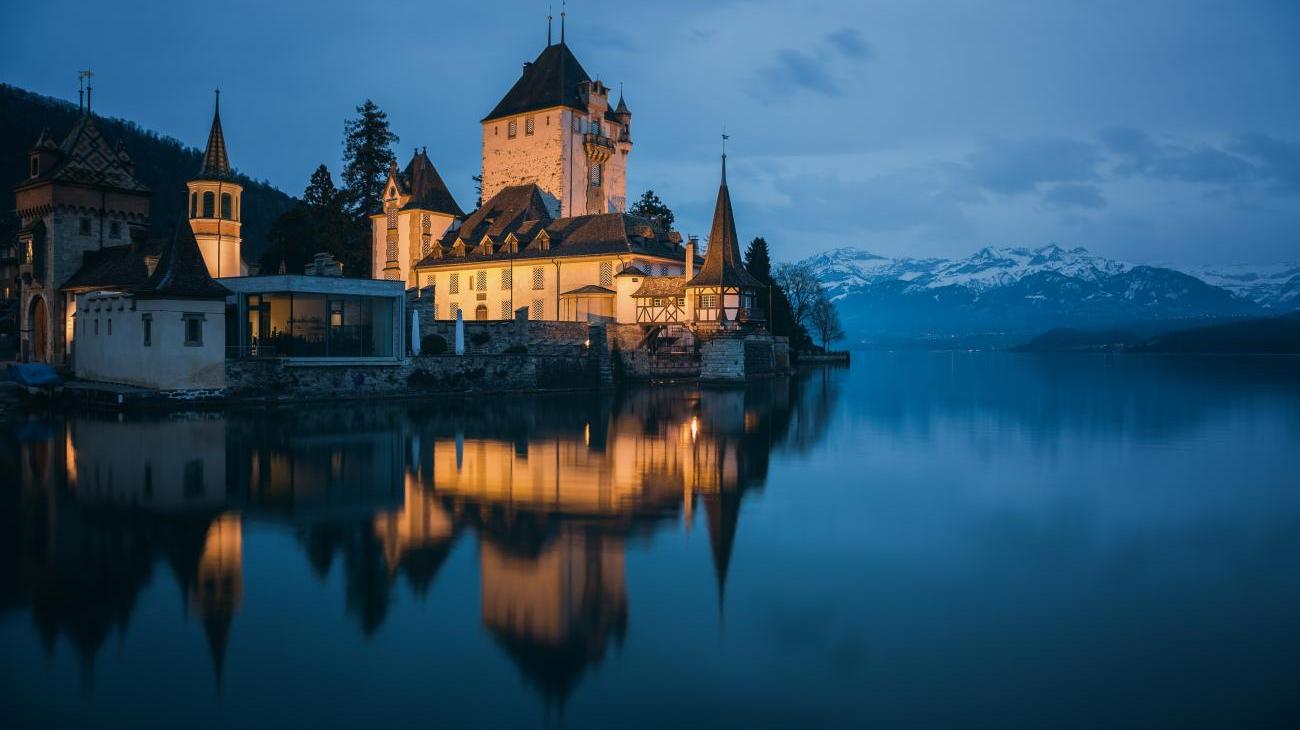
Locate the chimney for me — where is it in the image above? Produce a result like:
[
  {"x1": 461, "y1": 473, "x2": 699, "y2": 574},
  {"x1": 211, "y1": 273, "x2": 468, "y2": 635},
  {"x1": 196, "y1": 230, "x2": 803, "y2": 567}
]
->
[{"x1": 685, "y1": 237, "x2": 696, "y2": 279}]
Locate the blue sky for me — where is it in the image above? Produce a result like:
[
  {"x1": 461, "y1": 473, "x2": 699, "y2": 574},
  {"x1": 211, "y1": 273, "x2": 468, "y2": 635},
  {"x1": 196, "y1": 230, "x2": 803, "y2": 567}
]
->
[{"x1": 3, "y1": 0, "x2": 1298, "y2": 264}]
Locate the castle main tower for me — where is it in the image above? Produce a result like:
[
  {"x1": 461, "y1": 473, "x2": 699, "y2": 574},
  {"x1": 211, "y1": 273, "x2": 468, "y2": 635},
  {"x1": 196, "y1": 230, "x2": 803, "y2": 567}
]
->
[
  {"x1": 188, "y1": 91, "x2": 244, "y2": 277},
  {"x1": 480, "y1": 29, "x2": 632, "y2": 218}
]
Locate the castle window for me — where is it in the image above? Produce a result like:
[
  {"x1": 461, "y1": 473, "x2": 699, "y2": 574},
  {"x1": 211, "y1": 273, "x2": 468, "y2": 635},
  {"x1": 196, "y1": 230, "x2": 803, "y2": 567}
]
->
[
  {"x1": 387, "y1": 209, "x2": 397, "y2": 229},
  {"x1": 599, "y1": 261, "x2": 613, "y2": 287},
  {"x1": 110, "y1": 221, "x2": 122, "y2": 239},
  {"x1": 508, "y1": 120, "x2": 517, "y2": 138},
  {"x1": 184, "y1": 313, "x2": 204, "y2": 346},
  {"x1": 531, "y1": 299, "x2": 544, "y2": 320},
  {"x1": 501, "y1": 301, "x2": 512, "y2": 319},
  {"x1": 94, "y1": 319, "x2": 99, "y2": 335},
  {"x1": 451, "y1": 303, "x2": 461, "y2": 319},
  {"x1": 589, "y1": 119, "x2": 600, "y2": 135},
  {"x1": 532, "y1": 266, "x2": 544, "y2": 290},
  {"x1": 591, "y1": 163, "x2": 602, "y2": 186},
  {"x1": 700, "y1": 294, "x2": 719, "y2": 308},
  {"x1": 659, "y1": 264, "x2": 668, "y2": 275},
  {"x1": 386, "y1": 238, "x2": 397, "y2": 263},
  {"x1": 476, "y1": 270, "x2": 486, "y2": 291},
  {"x1": 573, "y1": 116, "x2": 581, "y2": 132},
  {"x1": 190, "y1": 192, "x2": 198, "y2": 217},
  {"x1": 79, "y1": 217, "x2": 91, "y2": 235},
  {"x1": 107, "y1": 318, "x2": 112, "y2": 336},
  {"x1": 525, "y1": 116, "x2": 535, "y2": 136},
  {"x1": 677, "y1": 297, "x2": 686, "y2": 307},
  {"x1": 501, "y1": 268, "x2": 512, "y2": 290},
  {"x1": 449, "y1": 273, "x2": 460, "y2": 294},
  {"x1": 142, "y1": 314, "x2": 152, "y2": 346},
  {"x1": 221, "y1": 193, "x2": 233, "y2": 220},
  {"x1": 202, "y1": 192, "x2": 215, "y2": 218}
]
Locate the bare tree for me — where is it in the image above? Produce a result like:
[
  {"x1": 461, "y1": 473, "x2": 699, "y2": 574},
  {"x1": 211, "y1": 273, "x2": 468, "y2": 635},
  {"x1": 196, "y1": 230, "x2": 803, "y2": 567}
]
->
[
  {"x1": 774, "y1": 262, "x2": 822, "y2": 328},
  {"x1": 809, "y1": 293, "x2": 845, "y2": 351}
]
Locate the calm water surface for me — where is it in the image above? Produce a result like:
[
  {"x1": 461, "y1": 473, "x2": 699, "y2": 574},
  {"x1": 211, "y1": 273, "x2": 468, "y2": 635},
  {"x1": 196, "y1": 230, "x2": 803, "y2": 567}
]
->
[{"x1": 3, "y1": 354, "x2": 1299, "y2": 728}]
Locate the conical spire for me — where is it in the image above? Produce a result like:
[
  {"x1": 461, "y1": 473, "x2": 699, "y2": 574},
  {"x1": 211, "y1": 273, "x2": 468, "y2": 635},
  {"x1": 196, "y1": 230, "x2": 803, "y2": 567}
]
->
[
  {"x1": 687, "y1": 154, "x2": 762, "y2": 288},
  {"x1": 196, "y1": 89, "x2": 232, "y2": 180},
  {"x1": 704, "y1": 490, "x2": 741, "y2": 618}
]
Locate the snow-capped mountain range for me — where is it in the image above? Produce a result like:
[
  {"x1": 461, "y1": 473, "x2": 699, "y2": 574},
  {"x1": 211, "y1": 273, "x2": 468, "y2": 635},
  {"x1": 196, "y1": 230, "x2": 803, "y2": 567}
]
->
[{"x1": 797, "y1": 244, "x2": 1297, "y2": 346}]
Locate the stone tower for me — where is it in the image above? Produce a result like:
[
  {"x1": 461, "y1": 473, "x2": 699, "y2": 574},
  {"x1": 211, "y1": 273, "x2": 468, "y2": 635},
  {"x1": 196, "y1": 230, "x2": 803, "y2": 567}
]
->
[
  {"x1": 187, "y1": 91, "x2": 244, "y2": 278},
  {"x1": 480, "y1": 34, "x2": 632, "y2": 218},
  {"x1": 13, "y1": 98, "x2": 151, "y2": 363}
]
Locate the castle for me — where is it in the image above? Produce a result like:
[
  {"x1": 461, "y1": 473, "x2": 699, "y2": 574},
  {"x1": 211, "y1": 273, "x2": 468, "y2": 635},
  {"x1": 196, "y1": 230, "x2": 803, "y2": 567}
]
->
[{"x1": 9, "y1": 20, "x2": 773, "y2": 385}]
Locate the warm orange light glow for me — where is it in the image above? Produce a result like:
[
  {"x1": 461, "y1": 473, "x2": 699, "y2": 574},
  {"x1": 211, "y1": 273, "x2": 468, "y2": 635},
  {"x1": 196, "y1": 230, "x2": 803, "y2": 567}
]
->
[{"x1": 690, "y1": 416, "x2": 699, "y2": 442}]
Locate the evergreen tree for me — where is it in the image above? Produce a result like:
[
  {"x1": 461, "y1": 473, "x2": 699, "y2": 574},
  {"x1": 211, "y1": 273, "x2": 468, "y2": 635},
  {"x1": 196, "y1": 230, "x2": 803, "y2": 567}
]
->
[
  {"x1": 471, "y1": 174, "x2": 483, "y2": 209},
  {"x1": 304, "y1": 164, "x2": 340, "y2": 210},
  {"x1": 629, "y1": 189, "x2": 675, "y2": 231},
  {"x1": 341, "y1": 100, "x2": 398, "y2": 220},
  {"x1": 744, "y1": 236, "x2": 772, "y2": 281}
]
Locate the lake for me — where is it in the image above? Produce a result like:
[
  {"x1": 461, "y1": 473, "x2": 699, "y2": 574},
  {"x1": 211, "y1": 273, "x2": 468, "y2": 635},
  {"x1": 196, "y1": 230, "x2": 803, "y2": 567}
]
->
[{"x1": 3, "y1": 354, "x2": 1299, "y2": 728}]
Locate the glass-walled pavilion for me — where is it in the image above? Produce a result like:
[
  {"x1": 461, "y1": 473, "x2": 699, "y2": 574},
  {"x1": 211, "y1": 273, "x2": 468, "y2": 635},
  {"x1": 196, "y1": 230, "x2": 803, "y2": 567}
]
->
[{"x1": 219, "y1": 275, "x2": 404, "y2": 360}]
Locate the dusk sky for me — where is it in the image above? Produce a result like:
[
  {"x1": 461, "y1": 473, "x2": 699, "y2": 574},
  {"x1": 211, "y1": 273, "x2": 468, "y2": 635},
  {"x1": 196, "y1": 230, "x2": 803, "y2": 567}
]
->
[{"x1": 4, "y1": 0, "x2": 1298, "y2": 265}]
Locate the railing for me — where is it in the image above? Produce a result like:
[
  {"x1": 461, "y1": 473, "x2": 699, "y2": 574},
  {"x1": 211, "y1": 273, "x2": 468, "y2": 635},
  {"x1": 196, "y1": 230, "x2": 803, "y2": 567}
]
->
[{"x1": 582, "y1": 133, "x2": 614, "y2": 151}]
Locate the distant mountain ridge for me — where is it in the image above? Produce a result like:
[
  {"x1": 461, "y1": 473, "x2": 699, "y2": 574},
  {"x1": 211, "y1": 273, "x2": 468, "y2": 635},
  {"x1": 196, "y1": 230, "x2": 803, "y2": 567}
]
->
[
  {"x1": 0, "y1": 83, "x2": 295, "y2": 263},
  {"x1": 800, "y1": 244, "x2": 1278, "y2": 347}
]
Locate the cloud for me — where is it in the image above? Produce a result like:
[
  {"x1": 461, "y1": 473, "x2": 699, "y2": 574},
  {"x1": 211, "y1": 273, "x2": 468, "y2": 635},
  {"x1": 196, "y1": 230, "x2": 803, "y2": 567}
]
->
[
  {"x1": 765, "y1": 48, "x2": 842, "y2": 97},
  {"x1": 755, "y1": 28, "x2": 872, "y2": 100},
  {"x1": 1099, "y1": 127, "x2": 1253, "y2": 185},
  {"x1": 825, "y1": 29, "x2": 872, "y2": 59},
  {"x1": 1234, "y1": 133, "x2": 1300, "y2": 195},
  {"x1": 1042, "y1": 182, "x2": 1107, "y2": 210},
  {"x1": 966, "y1": 136, "x2": 1102, "y2": 195}
]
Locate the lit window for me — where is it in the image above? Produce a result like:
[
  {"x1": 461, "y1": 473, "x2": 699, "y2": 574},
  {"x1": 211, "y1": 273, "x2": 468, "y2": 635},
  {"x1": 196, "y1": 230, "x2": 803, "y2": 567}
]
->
[
  {"x1": 386, "y1": 238, "x2": 397, "y2": 263},
  {"x1": 525, "y1": 117, "x2": 535, "y2": 136},
  {"x1": 599, "y1": 261, "x2": 612, "y2": 287},
  {"x1": 450, "y1": 273, "x2": 460, "y2": 294},
  {"x1": 589, "y1": 119, "x2": 600, "y2": 135},
  {"x1": 221, "y1": 193, "x2": 233, "y2": 220},
  {"x1": 184, "y1": 314, "x2": 204, "y2": 346},
  {"x1": 653, "y1": 297, "x2": 663, "y2": 307},
  {"x1": 387, "y1": 209, "x2": 397, "y2": 229},
  {"x1": 677, "y1": 297, "x2": 685, "y2": 307},
  {"x1": 532, "y1": 267, "x2": 544, "y2": 290},
  {"x1": 142, "y1": 314, "x2": 152, "y2": 346},
  {"x1": 501, "y1": 268, "x2": 512, "y2": 289},
  {"x1": 701, "y1": 294, "x2": 719, "y2": 308},
  {"x1": 531, "y1": 299, "x2": 544, "y2": 320},
  {"x1": 508, "y1": 120, "x2": 517, "y2": 138}
]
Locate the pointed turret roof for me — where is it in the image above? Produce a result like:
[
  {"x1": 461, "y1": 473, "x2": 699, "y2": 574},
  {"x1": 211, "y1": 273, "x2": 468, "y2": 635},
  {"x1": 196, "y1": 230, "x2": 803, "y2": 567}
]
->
[
  {"x1": 614, "y1": 93, "x2": 630, "y2": 116},
  {"x1": 195, "y1": 92, "x2": 232, "y2": 181},
  {"x1": 399, "y1": 149, "x2": 464, "y2": 217},
  {"x1": 704, "y1": 490, "x2": 741, "y2": 613},
  {"x1": 484, "y1": 42, "x2": 592, "y2": 122},
  {"x1": 135, "y1": 224, "x2": 229, "y2": 299},
  {"x1": 18, "y1": 115, "x2": 149, "y2": 193},
  {"x1": 687, "y1": 156, "x2": 763, "y2": 289}
]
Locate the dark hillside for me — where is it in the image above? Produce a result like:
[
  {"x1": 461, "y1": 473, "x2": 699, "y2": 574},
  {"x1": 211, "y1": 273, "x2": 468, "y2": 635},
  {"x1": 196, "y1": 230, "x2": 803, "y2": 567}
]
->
[{"x1": 0, "y1": 83, "x2": 294, "y2": 262}]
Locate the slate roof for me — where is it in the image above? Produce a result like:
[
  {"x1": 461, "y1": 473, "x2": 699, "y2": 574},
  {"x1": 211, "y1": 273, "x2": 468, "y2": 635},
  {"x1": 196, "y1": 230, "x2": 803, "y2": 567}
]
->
[
  {"x1": 484, "y1": 42, "x2": 592, "y2": 122},
  {"x1": 135, "y1": 224, "x2": 229, "y2": 299},
  {"x1": 195, "y1": 95, "x2": 233, "y2": 181},
  {"x1": 631, "y1": 276, "x2": 686, "y2": 298},
  {"x1": 414, "y1": 184, "x2": 686, "y2": 269},
  {"x1": 397, "y1": 149, "x2": 464, "y2": 217},
  {"x1": 687, "y1": 156, "x2": 763, "y2": 289},
  {"x1": 18, "y1": 115, "x2": 149, "y2": 193},
  {"x1": 61, "y1": 233, "x2": 166, "y2": 292},
  {"x1": 561, "y1": 284, "x2": 615, "y2": 296},
  {"x1": 615, "y1": 264, "x2": 647, "y2": 277}
]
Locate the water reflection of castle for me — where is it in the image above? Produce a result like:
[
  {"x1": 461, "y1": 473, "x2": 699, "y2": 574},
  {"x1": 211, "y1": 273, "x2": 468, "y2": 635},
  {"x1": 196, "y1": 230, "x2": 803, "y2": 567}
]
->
[{"x1": 2, "y1": 374, "x2": 834, "y2": 700}]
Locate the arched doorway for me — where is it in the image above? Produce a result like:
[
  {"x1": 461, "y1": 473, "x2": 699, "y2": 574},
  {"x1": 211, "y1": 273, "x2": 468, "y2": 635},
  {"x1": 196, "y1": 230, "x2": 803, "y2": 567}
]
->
[
  {"x1": 29, "y1": 296, "x2": 48, "y2": 363},
  {"x1": 475, "y1": 304, "x2": 488, "y2": 321}
]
